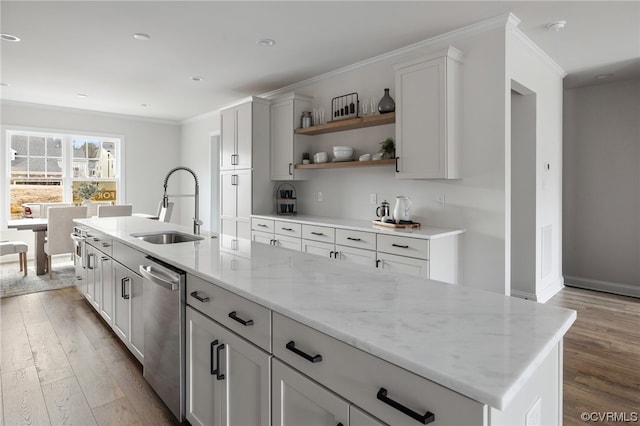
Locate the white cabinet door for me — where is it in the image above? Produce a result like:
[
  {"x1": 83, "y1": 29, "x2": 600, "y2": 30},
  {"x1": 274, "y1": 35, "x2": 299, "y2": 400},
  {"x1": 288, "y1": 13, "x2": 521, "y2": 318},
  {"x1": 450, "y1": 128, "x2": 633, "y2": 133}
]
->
[
  {"x1": 395, "y1": 48, "x2": 462, "y2": 179},
  {"x1": 336, "y1": 245, "x2": 377, "y2": 268},
  {"x1": 252, "y1": 230, "x2": 274, "y2": 245},
  {"x1": 272, "y1": 359, "x2": 349, "y2": 426},
  {"x1": 186, "y1": 307, "x2": 271, "y2": 426},
  {"x1": 235, "y1": 102, "x2": 253, "y2": 170},
  {"x1": 98, "y1": 253, "x2": 113, "y2": 325},
  {"x1": 236, "y1": 169, "x2": 252, "y2": 221},
  {"x1": 220, "y1": 169, "x2": 252, "y2": 240},
  {"x1": 111, "y1": 261, "x2": 143, "y2": 363},
  {"x1": 270, "y1": 94, "x2": 312, "y2": 180},
  {"x1": 302, "y1": 239, "x2": 335, "y2": 259},
  {"x1": 112, "y1": 261, "x2": 130, "y2": 343},
  {"x1": 220, "y1": 107, "x2": 237, "y2": 171},
  {"x1": 377, "y1": 252, "x2": 429, "y2": 278},
  {"x1": 85, "y1": 246, "x2": 97, "y2": 306},
  {"x1": 220, "y1": 171, "x2": 238, "y2": 219},
  {"x1": 350, "y1": 405, "x2": 386, "y2": 426},
  {"x1": 276, "y1": 235, "x2": 302, "y2": 252}
]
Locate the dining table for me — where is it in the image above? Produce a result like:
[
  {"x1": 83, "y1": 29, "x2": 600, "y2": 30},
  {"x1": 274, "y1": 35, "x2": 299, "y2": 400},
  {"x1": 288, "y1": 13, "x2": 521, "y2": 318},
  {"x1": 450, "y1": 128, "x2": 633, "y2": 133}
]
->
[{"x1": 7, "y1": 218, "x2": 48, "y2": 275}]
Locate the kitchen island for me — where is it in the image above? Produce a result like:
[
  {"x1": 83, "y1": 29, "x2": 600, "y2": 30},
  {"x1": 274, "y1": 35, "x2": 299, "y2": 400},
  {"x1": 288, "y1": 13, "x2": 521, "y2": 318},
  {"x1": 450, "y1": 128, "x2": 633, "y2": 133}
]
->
[{"x1": 75, "y1": 216, "x2": 575, "y2": 425}]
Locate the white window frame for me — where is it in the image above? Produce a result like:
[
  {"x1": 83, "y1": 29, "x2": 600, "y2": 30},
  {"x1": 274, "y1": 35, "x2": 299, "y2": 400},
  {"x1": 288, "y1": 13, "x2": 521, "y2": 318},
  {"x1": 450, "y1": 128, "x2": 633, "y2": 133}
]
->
[{"x1": 1, "y1": 126, "x2": 126, "y2": 227}]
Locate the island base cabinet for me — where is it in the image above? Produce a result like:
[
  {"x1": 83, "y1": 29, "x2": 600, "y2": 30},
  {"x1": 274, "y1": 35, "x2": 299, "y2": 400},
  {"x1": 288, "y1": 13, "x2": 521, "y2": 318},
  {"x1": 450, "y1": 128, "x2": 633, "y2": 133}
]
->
[
  {"x1": 112, "y1": 261, "x2": 144, "y2": 364},
  {"x1": 186, "y1": 306, "x2": 271, "y2": 426},
  {"x1": 272, "y1": 359, "x2": 349, "y2": 426}
]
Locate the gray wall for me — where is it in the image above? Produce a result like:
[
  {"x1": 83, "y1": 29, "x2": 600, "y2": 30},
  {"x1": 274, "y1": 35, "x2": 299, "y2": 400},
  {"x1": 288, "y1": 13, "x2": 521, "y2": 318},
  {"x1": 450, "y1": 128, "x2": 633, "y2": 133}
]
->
[{"x1": 563, "y1": 78, "x2": 640, "y2": 297}]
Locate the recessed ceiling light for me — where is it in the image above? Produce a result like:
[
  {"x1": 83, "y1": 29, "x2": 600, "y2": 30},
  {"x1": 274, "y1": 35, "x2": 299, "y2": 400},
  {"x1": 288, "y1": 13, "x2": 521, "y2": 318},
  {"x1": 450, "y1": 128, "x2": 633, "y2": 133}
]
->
[
  {"x1": 594, "y1": 73, "x2": 613, "y2": 80},
  {"x1": 546, "y1": 20, "x2": 567, "y2": 31},
  {"x1": 76, "y1": 93, "x2": 88, "y2": 98},
  {"x1": 191, "y1": 76, "x2": 204, "y2": 82},
  {"x1": 133, "y1": 33, "x2": 151, "y2": 41},
  {"x1": 256, "y1": 38, "x2": 276, "y2": 47},
  {"x1": 1, "y1": 33, "x2": 21, "y2": 42}
]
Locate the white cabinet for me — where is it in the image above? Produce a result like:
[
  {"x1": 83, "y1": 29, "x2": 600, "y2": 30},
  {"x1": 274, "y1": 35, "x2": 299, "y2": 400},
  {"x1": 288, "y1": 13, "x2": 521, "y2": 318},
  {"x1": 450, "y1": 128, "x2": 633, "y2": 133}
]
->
[
  {"x1": 97, "y1": 252, "x2": 113, "y2": 324},
  {"x1": 112, "y1": 261, "x2": 144, "y2": 363},
  {"x1": 251, "y1": 218, "x2": 302, "y2": 251},
  {"x1": 376, "y1": 251, "x2": 429, "y2": 278},
  {"x1": 272, "y1": 359, "x2": 349, "y2": 426},
  {"x1": 336, "y1": 245, "x2": 377, "y2": 267},
  {"x1": 376, "y1": 234, "x2": 429, "y2": 279},
  {"x1": 270, "y1": 93, "x2": 313, "y2": 180},
  {"x1": 394, "y1": 46, "x2": 463, "y2": 179},
  {"x1": 186, "y1": 306, "x2": 271, "y2": 426},
  {"x1": 219, "y1": 97, "x2": 272, "y2": 245}
]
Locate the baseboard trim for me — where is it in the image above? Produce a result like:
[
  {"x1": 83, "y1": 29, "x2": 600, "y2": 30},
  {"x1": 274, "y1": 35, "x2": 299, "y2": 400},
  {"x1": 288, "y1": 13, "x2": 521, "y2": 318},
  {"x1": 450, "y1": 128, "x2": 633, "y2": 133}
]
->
[
  {"x1": 564, "y1": 275, "x2": 640, "y2": 298},
  {"x1": 511, "y1": 278, "x2": 565, "y2": 303}
]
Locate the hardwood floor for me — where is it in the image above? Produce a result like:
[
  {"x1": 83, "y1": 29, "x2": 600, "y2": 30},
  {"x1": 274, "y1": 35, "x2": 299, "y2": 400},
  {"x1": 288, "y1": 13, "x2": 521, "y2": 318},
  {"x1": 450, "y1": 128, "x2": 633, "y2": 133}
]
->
[
  {"x1": 0, "y1": 287, "x2": 178, "y2": 426},
  {"x1": 1, "y1": 285, "x2": 637, "y2": 425},
  {"x1": 547, "y1": 286, "x2": 640, "y2": 426}
]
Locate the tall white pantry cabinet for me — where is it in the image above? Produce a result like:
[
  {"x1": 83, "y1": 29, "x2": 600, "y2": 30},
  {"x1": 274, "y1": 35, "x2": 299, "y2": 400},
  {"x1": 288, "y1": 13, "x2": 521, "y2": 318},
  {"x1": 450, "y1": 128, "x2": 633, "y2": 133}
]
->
[{"x1": 219, "y1": 97, "x2": 272, "y2": 245}]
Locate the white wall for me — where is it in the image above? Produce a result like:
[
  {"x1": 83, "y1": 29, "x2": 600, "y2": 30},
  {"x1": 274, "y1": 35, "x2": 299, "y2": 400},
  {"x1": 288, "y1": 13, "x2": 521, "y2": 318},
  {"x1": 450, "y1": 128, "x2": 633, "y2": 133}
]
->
[
  {"x1": 563, "y1": 78, "x2": 640, "y2": 297},
  {"x1": 265, "y1": 26, "x2": 509, "y2": 293},
  {"x1": 0, "y1": 101, "x2": 180, "y2": 258},
  {"x1": 506, "y1": 26, "x2": 566, "y2": 302}
]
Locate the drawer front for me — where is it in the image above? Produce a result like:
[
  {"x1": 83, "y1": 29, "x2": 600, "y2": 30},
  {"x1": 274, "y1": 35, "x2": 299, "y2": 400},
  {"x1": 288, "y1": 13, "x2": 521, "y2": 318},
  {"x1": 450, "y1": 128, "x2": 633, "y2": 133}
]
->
[
  {"x1": 335, "y1": 228, "x2": 376, "y2": 250},
  {"x1": 275, "y1": 220, "x2": 302, "y2": 237},
  {"x1": 86, "y1": 229, "x2": 113, "y2": 256},
  {"x1": 302, "y1": 224, "x2": 335, "y2": 243},
  {"x1": 252, "y1": 230, "x2": 273, "y2": 245},
  {"x1": 187, "y1": 274, "x2": 271, "y2": 352},
  {"x1": 252, "y1": 217, "x2": 275, "y2": 232},
  {"x1": 336, "y1": 245, "x2": 377, "y2": 268},
  {"x1": 377, "y1": 234, "x2": 429, "y2": 259},
  {"x1": 111, "y1": 240, "x2": 146, "y2": 274},
  {"x1": 377, "y1": 252, "x2": 429, "y2": 278},
  {"x1": 276, "y1": 235, "x2": 302, "y2": 251},
  {"x1": 273, "y1": 312, "x2": 484, "y2": 426}
]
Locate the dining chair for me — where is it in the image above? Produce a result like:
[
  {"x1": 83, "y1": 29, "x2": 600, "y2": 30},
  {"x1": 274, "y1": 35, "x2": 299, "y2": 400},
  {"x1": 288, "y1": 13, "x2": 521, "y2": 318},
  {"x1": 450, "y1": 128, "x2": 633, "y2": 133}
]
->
[
  {"x1": 0, "y1": 241, "x2": 28, "y2": 276},
  {"x1": 83, "y1": 201, "x2": 112, "y2": 217},
  {"x1": 97, "y1": 204, "x2": 133, "y2": 217},
  {"x1": 44, "y1": 206, "x2": 87, "y2": 278}
]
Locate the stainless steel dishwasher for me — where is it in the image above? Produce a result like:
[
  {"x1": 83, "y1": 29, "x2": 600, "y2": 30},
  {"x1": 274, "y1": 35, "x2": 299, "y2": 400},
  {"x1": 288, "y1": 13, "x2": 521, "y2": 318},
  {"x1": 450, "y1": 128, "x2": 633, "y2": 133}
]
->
[{"x1": 139, "y1": 256, "x2": 185, "y2": 421}]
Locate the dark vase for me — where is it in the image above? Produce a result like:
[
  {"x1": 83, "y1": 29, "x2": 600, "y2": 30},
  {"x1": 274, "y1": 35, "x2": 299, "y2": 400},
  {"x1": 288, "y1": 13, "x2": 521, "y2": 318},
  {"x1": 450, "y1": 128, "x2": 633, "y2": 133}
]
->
[{"x1": 378, "y1": 88, "x2": 395, "y2": 114}]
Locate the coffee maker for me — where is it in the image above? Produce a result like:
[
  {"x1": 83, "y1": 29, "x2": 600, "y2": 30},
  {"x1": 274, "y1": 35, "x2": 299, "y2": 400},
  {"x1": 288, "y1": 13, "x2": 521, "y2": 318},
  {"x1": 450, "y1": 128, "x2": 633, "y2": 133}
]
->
[{"x1": 375, "y1": 200, "x2": 393, "y2": 223}]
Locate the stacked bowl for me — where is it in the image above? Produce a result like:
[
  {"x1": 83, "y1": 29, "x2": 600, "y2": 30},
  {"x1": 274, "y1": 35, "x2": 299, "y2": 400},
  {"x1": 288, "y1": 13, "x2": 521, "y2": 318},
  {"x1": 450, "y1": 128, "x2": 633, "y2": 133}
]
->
[{"x1": 332, "y1": 146, "x2": 353, "y2": 162}]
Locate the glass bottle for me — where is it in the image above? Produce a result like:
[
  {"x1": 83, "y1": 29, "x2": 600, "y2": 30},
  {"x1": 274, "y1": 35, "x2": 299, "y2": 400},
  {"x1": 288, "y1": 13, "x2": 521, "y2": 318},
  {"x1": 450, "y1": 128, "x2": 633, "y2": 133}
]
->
[{"x1": 378, "y1": 88, "x2": 395, "y2": 114}]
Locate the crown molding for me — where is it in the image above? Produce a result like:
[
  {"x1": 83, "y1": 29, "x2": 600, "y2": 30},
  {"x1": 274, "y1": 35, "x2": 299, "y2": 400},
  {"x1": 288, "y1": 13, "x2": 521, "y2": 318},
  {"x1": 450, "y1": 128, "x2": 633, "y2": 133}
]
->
[
  {"x1": 1, "y1": 100, "x2": 181, "y2": 126},
  {"x1": 508, "y1": 25, "x2": 567, "y2": 78},
  {"x1": 258, "y1": 12, "x2": 517, "y2": 101}
]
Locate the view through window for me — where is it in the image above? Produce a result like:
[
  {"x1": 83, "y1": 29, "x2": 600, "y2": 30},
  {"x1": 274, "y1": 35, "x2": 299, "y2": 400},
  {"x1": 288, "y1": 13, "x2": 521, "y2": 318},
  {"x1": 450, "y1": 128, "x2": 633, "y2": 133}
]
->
[{"x1": 9, "y1": 131, "x2": 121, "y2": 219}]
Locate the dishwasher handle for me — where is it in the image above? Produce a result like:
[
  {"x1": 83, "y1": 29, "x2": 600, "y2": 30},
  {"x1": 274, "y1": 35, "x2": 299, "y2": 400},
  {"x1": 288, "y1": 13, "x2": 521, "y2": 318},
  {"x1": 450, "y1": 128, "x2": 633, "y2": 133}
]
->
[{"x1": 139, "y1": 264, "x2": 180, "y2": 291}]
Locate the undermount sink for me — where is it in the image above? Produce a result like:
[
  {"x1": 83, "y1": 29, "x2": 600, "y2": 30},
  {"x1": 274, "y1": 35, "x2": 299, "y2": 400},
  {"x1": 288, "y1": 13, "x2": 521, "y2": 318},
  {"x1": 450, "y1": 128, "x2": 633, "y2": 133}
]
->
[{"x1": 131, "y1": 231, "x2": 204, "y2": 244}]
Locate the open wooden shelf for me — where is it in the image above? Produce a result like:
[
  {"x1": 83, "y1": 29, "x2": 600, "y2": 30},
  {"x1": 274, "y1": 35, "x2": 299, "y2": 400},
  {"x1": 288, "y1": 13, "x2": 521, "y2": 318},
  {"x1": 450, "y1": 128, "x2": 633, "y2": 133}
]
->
[
  {"x1": 294, "y1": 112, "x2": 395, "y2": 135},
  {"x1": 294, "y1": 158, "x2": 396, "y2": 170}
]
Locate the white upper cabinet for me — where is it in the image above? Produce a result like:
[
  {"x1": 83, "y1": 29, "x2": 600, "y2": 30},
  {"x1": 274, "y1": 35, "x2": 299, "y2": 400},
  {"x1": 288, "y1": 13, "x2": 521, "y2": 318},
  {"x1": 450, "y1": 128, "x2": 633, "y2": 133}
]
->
[
  {"x1": 270, "y1": 93, "x2": 313, "y2": 180},
  {"x1": 394, "y1": 46, "x2": 463, "y2": 179},
  {"x1": 221, "y1": 99, "x2": 268, "y2": 171}
]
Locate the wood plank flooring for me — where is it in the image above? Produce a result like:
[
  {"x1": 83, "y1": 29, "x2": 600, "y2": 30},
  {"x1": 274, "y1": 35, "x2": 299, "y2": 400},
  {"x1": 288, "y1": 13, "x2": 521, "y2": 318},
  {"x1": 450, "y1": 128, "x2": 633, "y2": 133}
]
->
[
  {"x1": 1, "y1": 285, "x2": 638, "y2": 425},
  {"x1": 0, "y1": 287, "x2": 178, "y2": 426},
  {"x1": 547, "y1": 287, "x2": 640, "y2": 426}
]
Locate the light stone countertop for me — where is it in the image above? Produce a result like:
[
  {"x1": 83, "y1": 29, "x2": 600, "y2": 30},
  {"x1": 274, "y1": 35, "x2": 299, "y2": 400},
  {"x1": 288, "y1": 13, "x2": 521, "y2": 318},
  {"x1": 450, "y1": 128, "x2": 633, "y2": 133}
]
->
[
  {"x1": 252, "y1": 213, "x2": 465, "y2": 239},
  {"x1": 76, "y1": 216, "x2": 576, "y2": 411}
]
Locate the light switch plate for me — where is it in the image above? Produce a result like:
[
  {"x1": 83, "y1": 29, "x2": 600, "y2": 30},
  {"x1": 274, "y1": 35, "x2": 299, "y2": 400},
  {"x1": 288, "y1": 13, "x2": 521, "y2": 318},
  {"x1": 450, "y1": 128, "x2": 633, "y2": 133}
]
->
[{"x1": 317, "y1": 192, "x2": 323, "y2": 202}]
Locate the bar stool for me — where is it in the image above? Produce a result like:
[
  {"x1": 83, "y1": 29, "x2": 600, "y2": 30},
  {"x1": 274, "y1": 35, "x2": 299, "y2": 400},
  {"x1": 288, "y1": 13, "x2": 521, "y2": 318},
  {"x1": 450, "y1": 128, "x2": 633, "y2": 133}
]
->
[{"x1": 0, "y1": 241, "x2": 28, "y2": 276}]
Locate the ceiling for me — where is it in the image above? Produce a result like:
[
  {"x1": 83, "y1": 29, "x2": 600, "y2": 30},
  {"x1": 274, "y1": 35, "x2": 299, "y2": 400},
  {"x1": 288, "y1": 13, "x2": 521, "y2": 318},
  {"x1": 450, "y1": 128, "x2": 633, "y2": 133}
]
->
[{"x1": 1, "y1": 1, "x2": 638, "y2": 122}]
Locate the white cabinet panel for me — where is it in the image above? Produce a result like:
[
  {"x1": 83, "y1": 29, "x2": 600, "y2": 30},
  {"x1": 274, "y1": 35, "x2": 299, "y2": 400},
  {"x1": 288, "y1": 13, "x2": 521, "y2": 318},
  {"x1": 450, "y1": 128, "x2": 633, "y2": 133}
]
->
[
  {"x1": 377, "y1": 252, "x2": 429, "y2": 278},
  {"x1": 302, "y1": 239, "x2": 334, "y2": 258},
  {"x1": 98, "y1": 254, "x2": 113, "y2": 324},
  {"x1": 270, "y1": 94, "x2": 313, "y2": 180},
  {"x1": 272, "y1": 359, "x2": 349, "y2": 426},
  {"x1": 336, "y1": 245, "x2": 377, "y2": 268}
]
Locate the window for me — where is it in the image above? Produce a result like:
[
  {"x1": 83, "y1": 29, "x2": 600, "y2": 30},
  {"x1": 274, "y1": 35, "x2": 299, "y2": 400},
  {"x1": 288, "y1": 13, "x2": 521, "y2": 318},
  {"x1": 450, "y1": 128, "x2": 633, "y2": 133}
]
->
[{"x1": 6, "y1": 130, "x2": 123, "y2": 219}]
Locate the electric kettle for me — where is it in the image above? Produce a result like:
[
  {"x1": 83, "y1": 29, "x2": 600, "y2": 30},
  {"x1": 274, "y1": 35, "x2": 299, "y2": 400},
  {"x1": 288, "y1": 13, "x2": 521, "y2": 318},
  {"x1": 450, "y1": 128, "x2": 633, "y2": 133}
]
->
[
  {"x1": 393, "y1": 195, "x2": 412, "y2": 223},
  {"x1": 376, "y1": 200, "x2": 392, "y2": 222}
]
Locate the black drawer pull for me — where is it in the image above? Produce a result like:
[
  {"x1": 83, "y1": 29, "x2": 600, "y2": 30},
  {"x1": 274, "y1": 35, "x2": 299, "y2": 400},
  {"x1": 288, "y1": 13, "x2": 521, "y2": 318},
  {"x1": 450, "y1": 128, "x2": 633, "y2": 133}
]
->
[
  {"x1": 310, "y1": 232, "x2": 325, "y2": 236},
  {"x1": 281, "y1": 227, "x2": 294, "y2": 231},
  {"x1": 215, "y1": 343, "x2": 225, "y2": 380},
  {"x1": 190, "y1": 291, "x2": 210, "y2": 303},
  {"x1": 376, "y1": 388, "x2": 434, "y2": 424},
  {"x1": 210, "y1": 339, "x2": 219, "y2": 375},
  {"x1": 228, "y1": 311, "x2": 254, "y2": 326},
  {"x1": 286, "y1": 340, "x2": 322, "y2": 363},
  {"x1": 257, "y1": 223, "x2": 268, "y2": 227},
  {"x1": 392, "y1": 243, "x2": 410, "y2": 249},
  {"x1": 347, "y1": 237, "x2": 362, "y2": 241}
]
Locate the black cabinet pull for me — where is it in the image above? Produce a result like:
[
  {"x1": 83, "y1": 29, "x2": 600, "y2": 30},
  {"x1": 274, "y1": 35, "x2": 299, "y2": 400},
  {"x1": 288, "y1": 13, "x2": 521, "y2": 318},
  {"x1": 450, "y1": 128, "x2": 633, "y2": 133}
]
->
[
  {"x1": 288, "y1": 162, "x2": 293, "y2": 175},
  {"x1": 215, "y1": 343, "x2": 225, "y2": 380},
  {"x1": 121, "y1": 277, "x2": 130, "y2": 299},
  {"x1": 190, "y1": 291, "x2": 210, "y2": 303},
  {"x1": 395, "y1": 157, "x2": 399, "y2": 173},
  {"x1": 228, "y1": 311, "x2": 254, "y2": 326},
  {"x1": 257, "y1": 223, "x2": 268, "y2": 227},
  {"x1": 282, "y1": 227, "x2": 294, "y2": 232},
  {"x1": 333, "y1": 251, "x2": 339, "y2": 259},
  {"x1": 376, "y1": 388, "x2": 434, "y2": 424},
  {"x1": 310, "y1": 232, "x2": 325, "y2": 236},
  {"x1": 392, "y1": 243, "x2": 409, "y2": 249},
  {"x1": 286, "y1": 340, "x2": 322, "y2": 363},
  {"x1": 329, "y1": 251, "x2": 335, "y2": 258},
  {"x1": 376, "y1": 259, "x2": 381, "y2": 268},
  {"x1": 346, "y1": 237, "x2": 361, "y2": 241},
  {"x1": 209, "y1": 339, "x2": 219, "y2": 375}
]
